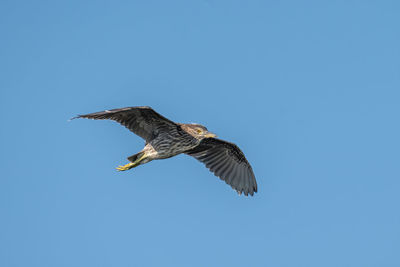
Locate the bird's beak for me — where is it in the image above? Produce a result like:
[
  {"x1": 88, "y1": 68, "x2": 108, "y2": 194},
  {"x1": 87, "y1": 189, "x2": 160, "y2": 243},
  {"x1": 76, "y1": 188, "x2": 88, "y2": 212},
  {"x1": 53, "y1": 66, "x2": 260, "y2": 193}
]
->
[{"x1": 205, "y1": 132, "x2": 217, "y2": 138}]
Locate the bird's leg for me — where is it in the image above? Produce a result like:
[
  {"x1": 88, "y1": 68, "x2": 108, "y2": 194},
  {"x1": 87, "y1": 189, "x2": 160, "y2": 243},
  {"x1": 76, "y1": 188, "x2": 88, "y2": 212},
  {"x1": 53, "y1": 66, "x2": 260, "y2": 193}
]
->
[{"x1": 116, "y1": 153, "x2": 147, "y2": 171}]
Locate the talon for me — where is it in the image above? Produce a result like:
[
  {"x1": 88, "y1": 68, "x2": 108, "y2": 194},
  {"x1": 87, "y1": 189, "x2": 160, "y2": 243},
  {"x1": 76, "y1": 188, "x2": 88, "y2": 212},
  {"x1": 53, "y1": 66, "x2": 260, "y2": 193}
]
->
[{"x1": 116, "y1": 162, "x2": 136, "y2": 171}]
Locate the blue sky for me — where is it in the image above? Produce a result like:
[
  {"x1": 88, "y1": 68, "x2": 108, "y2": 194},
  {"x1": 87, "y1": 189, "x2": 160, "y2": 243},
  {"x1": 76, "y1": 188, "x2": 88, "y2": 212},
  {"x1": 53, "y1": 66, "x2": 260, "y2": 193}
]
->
[{"x1": 1, "y1": 0, "x2": 399, "y2": 266}]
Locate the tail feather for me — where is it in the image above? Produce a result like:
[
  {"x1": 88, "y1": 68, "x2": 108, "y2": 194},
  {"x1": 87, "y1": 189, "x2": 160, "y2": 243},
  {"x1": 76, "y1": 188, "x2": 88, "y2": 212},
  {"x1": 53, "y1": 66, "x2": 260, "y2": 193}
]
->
[{"x1": 127, "y1": 152, "x2": 144, "y2": 163}]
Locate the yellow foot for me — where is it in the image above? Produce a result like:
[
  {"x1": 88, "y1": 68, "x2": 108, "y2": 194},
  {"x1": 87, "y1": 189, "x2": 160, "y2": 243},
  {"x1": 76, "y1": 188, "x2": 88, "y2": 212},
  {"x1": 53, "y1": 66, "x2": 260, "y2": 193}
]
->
[{"x1": 116, "y1": 162, "x2": 136, "y2": 171}]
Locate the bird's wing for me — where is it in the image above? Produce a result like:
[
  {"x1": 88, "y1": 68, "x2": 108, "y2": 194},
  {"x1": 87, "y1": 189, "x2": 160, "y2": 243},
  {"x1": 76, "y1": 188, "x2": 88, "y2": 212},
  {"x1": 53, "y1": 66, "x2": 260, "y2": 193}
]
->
[
  {"x1": 73, "y1": 106, "x2": 177, "y2": 142},
  {"x1": 186, "y1": 138, "x2": 257, "y2": 196}
]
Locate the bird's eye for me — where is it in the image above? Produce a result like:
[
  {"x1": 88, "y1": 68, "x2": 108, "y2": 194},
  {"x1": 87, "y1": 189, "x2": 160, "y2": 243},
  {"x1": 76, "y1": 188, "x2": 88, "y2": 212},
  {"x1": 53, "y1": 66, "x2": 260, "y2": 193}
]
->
[{"x1": 196, "y1": 129, "x2": 203, "y2": 134}]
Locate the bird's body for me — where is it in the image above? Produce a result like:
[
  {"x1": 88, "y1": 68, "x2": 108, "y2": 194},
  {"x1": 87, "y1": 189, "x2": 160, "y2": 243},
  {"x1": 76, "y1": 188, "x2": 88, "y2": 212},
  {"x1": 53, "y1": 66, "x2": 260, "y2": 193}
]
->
[
  {"x1": 73, "y1": 106, "x2": 257, "y2": 196},
  {"x1": 145, "y1": 126, "x2": 199, "y2": 159}
]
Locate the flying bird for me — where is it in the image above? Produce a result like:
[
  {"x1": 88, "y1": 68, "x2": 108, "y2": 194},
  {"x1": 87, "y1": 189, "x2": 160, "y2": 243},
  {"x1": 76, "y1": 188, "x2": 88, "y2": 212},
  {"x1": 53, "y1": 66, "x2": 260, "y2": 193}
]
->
[{"x1": 73, "y1": 106, "x2": 257, "y2": 196}]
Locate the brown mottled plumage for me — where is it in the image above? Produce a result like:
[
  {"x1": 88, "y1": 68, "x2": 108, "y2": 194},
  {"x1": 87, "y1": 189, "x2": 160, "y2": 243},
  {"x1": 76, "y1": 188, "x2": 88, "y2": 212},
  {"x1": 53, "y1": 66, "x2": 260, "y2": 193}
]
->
[{"x1": 73, "y1": 106, "x2": 257, "y2": 196}]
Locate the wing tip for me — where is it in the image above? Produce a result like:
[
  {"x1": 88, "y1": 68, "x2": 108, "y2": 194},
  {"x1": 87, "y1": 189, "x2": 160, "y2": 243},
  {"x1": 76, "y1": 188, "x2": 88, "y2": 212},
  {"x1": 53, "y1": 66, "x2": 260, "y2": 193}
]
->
[
  {"x1": 234, "y1": 184, "x2": 257, "y2": 197},
  {"x1": 69, "y1": 115, "x2": 82, "y2": 121}
]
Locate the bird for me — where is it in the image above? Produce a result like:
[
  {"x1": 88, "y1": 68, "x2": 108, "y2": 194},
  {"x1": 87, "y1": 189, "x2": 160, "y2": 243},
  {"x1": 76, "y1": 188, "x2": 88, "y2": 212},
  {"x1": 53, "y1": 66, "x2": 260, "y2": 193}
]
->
[{"x1": 72, "y1": 106, "x2": 257, "y2": 196}]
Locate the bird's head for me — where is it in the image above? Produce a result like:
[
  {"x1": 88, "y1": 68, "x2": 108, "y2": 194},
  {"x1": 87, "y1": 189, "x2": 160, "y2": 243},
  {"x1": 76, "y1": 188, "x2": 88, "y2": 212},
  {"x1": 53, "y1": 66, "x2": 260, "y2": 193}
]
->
[{"x1": 182, "y1": 123, "x2": 217, "y2": 140}]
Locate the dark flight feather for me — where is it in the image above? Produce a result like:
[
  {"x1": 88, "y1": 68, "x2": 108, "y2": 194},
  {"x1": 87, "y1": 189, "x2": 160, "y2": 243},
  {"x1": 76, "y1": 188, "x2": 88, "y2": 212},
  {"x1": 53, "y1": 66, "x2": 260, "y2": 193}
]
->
[
  {"x1": 72, "y1": 106, "x2": 177, "y2": 142},
  {"x1": 186, "y1": 138, "x2": 257, "y2": 196}
]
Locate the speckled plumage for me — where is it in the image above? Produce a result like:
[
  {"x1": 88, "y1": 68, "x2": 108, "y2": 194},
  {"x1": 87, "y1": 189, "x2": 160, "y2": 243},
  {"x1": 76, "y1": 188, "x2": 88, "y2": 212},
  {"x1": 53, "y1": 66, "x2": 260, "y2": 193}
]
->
[{"x1": 73, "y1": 106, "x2": 257, "y2": 196}]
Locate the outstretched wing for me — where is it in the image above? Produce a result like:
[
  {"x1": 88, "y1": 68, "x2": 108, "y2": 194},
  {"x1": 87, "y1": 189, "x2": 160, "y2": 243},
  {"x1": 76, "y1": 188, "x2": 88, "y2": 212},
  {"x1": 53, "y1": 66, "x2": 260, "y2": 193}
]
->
[
  {"x1": 186, "y1": 138, "x2": 257, "y2": 196},
  {"x1": 72, "y1": 106, "x2": 177, "y2": 142}
]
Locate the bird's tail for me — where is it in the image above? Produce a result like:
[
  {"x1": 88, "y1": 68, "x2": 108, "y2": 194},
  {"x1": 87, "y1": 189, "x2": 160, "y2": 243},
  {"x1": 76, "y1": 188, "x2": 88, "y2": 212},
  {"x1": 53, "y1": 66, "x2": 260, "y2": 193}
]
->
[{"x1": 127, "y1": 151, "x2": 145, "y2": 163}]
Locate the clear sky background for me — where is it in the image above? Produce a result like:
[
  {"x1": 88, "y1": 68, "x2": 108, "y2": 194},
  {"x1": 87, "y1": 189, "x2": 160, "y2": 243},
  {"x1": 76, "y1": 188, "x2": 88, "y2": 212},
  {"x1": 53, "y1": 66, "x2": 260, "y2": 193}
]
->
[{"x1": 1, "y1": 1, "x2": 399, "y2": 266}]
